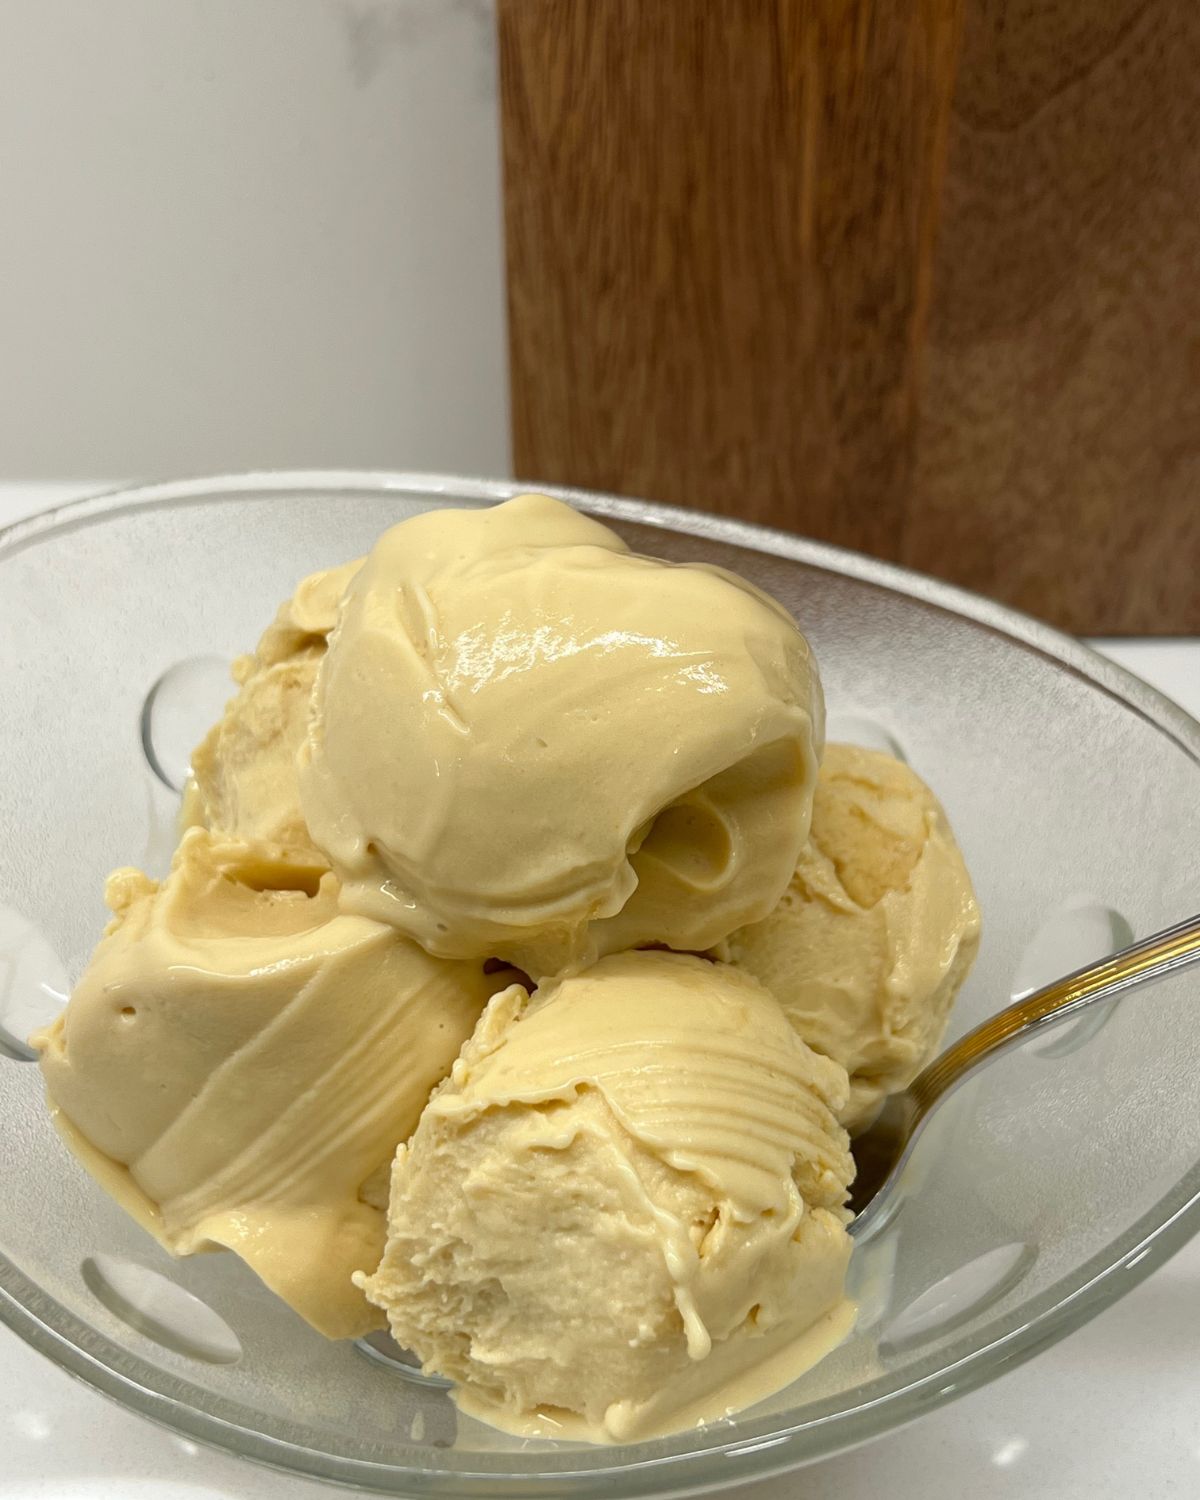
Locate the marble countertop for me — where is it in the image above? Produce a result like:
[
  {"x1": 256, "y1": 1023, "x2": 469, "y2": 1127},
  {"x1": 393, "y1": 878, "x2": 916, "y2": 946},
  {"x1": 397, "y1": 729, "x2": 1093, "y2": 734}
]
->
[{"x1": 2, "y1": 482, "x2": 1197, "y2": 1500}]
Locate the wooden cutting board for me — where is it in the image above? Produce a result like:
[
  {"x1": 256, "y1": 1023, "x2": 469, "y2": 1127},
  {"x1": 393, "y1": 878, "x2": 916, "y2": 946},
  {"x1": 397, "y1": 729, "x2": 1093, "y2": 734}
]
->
[{"x1": 499, "y1": 0, "x2": 1200, "y2": 634}]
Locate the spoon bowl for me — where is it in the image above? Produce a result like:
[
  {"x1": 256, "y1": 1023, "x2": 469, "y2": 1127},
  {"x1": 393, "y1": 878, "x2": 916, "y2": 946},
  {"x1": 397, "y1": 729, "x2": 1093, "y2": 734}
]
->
[{"x1": 849, "y1": 911, "x2": 1200, "y2": 1238}]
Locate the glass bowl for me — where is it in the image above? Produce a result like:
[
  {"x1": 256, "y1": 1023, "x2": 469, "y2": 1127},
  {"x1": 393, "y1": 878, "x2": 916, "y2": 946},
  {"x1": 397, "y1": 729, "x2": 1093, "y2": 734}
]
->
[{"x1": 1, "y1": 473, "x2": 1198, "y2": 1496}]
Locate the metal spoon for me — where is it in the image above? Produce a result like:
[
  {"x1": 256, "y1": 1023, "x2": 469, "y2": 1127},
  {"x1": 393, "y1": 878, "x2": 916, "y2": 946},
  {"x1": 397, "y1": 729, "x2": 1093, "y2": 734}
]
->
[{"x1": 848, "y1": 911, "x2": 1200, "y2": 1240}]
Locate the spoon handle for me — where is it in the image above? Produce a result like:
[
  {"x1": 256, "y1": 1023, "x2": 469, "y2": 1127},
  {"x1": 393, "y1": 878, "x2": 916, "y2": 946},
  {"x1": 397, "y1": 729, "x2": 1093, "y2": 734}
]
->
[{"x1": 908, "y1": 910, "x2": 1200, "y2": 1120}]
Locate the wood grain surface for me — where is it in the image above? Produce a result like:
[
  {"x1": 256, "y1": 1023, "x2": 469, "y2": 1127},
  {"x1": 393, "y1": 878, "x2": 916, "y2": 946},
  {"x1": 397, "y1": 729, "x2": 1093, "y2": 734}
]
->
[
  {"x1": 499, "y1": 0, "x2": 1200, "y2": 633},
  {"x1": 907, "y1": 0, "x2": 1200, "y2": 633}
]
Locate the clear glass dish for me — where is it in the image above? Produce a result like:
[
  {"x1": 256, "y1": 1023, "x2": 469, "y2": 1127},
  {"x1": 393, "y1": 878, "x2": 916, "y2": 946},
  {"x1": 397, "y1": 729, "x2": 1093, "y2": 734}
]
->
[{"x1": 1, "y1": 472, "x2": 1197, "y2": 1496}]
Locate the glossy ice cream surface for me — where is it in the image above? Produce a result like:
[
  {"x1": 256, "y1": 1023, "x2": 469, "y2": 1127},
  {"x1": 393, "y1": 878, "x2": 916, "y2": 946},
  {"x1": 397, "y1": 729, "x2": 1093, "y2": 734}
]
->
[
  {"x1": 298, "y1": 495, "x2": 825, "y2": 976},
  {"x1": 33, "y1": 828, "x2": 504, "y2": 1338}
]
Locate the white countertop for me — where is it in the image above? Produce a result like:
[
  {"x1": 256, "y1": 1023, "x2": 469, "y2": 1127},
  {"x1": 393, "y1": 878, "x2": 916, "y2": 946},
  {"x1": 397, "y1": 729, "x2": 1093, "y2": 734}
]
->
[{"x1": 3, "y1": 483, "x2": 1197, "y2": 1500}]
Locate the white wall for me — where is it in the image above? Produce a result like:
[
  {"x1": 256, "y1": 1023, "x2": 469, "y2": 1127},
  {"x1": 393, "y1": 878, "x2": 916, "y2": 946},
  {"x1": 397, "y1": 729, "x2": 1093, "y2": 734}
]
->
[{"x1": 0, "y1": 0, "x2": 509, "y2": 480}]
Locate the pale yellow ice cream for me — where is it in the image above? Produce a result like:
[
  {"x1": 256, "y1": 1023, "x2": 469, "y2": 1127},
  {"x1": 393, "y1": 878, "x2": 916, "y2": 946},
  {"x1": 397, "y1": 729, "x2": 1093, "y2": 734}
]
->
[
  {"x1": 250, "y1": 557, "x2": 362, "y2": 670},
  {"x1": 299, "y1": 494, "x2": 824, "y2": 976},
  {"x1": 32, "y1": 827, "x2": 506, "y2": 1339},
  {"x1": 720, "y1": 744, "x2": 981, "y2": 1133},
  {"x1": 187, "y1": 558, "x2": 360, "y2": 853},
  {"x1": 357, "y1": 951, "x2": 855, "y2": 1441},
  {"x1": 33, "y1": 495, "x2": 986, "y2": 1443}
]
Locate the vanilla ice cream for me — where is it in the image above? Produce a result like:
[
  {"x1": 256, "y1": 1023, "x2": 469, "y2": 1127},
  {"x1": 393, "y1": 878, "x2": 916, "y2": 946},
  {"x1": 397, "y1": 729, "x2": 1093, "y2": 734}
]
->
[
  {"x1": 299, "y1": 495, "x2": 824, "y2": 975},
  {"x1": 187, "y1": 557, "x2": 360, "y2": 853},
  {"x1": 357, "y1": 951, "x2": 855, "y2": 1440},
  {"x1": 33, "y1": 494, "x2": 987, "y2": 1444},
  {"x1": 33, "y1": 827, "x2": 506, "y2": 1338},
  {"x1": 720, "y1": 744, "x2": 981, "y2": 1132}
]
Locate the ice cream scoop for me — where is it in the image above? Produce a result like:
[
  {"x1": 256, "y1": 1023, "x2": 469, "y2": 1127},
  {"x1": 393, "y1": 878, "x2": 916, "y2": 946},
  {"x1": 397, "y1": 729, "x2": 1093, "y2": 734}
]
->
[
  {"x1": 357, "y1": 951, "x2": 856, "y2": 1441},
  {"x1": 719, "y1": 743, "x2": 981, "y2": 1133},
  {"x1": 32, "y1": 827, "x2": 505, "y2": 1338},
  {"x1": 299, "y1": 494, "x2": 824, "y2": 975},
  {"x1": 186, "y1": 557, "x2": 360, "y2": 854}
]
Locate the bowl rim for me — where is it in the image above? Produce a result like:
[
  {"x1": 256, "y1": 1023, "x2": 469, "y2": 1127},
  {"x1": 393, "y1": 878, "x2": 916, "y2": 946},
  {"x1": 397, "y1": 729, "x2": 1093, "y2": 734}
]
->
[{"x1": 3, "y1": 469, "x2": 1198, "y2": 1497}]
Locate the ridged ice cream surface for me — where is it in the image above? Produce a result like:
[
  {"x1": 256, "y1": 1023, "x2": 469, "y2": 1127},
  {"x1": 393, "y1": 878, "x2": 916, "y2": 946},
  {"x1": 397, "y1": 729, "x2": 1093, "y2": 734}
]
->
[
  {"x1": 357, "y1": 952, "x2": 856, "y2": 1441},
  {"x1": 298, "y1": 494, "x2": 824, "y2": 974},
  {"x1": 32, "y1": 828, "x2": 506, "y2": 1337},
  {"x1": 721, "y1": 744, "x2": 981, "y2": 1132},
  {"x1": 186, "y1": 557, "x2": 360, "y2": 855}
]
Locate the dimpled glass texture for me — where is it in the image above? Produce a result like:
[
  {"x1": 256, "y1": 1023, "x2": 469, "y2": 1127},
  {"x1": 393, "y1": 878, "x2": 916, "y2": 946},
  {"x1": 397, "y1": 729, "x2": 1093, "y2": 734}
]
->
[{"x1": 1, "y1": 474, "x2": 1198, "y2": 1497}]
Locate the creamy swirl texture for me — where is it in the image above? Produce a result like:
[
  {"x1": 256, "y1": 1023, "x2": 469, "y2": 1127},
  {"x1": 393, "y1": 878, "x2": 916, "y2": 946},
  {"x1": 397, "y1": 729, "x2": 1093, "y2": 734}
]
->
[
  {"x1": 298, "y1": 494, "x2": 824, "y2": 974},
  {"x1": 32, "y1": 828, "x2": 505, "y2": 1337}
]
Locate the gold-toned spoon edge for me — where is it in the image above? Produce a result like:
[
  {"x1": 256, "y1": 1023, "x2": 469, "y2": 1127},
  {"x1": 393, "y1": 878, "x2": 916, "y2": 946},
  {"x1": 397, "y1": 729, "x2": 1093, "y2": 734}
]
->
[{"x1": 848, "y1": 911, "x2": 1200, "y2": 1238}]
